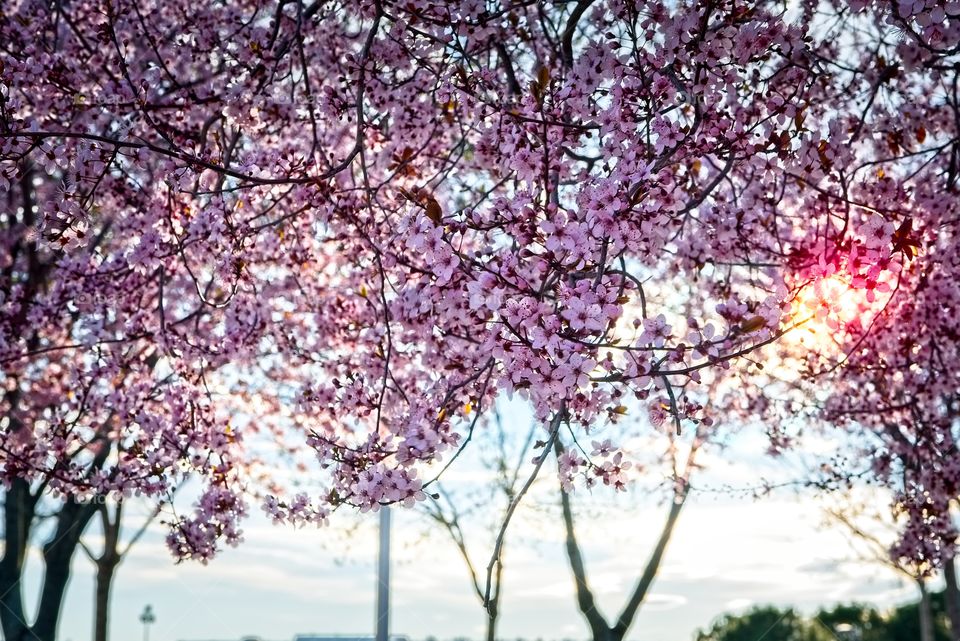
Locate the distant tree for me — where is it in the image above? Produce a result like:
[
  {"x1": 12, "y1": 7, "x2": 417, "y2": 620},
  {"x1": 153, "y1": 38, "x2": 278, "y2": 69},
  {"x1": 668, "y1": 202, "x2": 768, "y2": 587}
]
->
[
  {"x1": 695, "y1": 606, "x2": 829, "y2": 641},
  {"x1": 557, "y1": 422, "x2": 704, "y2": 641},
  {"x1": 555, "y1": 373, "x2": 728, "y2": 641},
  {"x1": 422, "y1": 411, "x2": 538, "y2": 641},
  {"x1": 699, "y1": 597, "x2": 955, "y2": 641},
  {"x1": 814, "y1": 603, "x2": 889, "y2": 641},
  {"x1": 884, "y1": 593, "x2": 952, "y2": 641},
  {"x1": 78, "y1": 498, "x2": 159, "y2": 641},
  {"x1": 812, "y1": 597, "x2": 952, "y2": 641},
  {"x1": 826, "y1": 501, "x2": 942, "y2": 641}
]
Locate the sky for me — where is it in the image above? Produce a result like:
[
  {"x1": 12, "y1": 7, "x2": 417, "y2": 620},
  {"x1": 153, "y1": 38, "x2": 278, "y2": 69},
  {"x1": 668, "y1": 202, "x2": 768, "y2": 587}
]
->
[{"x1": 16, "y1": 425, "x2": 929, "y2": 641}]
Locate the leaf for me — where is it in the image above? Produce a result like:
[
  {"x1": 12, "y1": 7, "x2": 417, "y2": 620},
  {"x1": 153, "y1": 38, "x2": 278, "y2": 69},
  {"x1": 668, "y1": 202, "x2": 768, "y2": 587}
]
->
[
  {"x1": 425, "y1": 197, "x2": 443, "y2": 224},
  {"x1": 528, "y1": 80, "x2": 541, "y2": 102},
  {"x1": 817, "y1": 140, "x2": 832, "y2": 170},
  {"x1": 738, "y1": 316, "x2": 767, "y2": 333},
  {"x1": 399, "y1": 188, "x2": 442, "y2": 224},
  {"x1": 887, "y1": 132, "x2": 900, "y2": 155},
  {"x1": 389, "y1": 147, "x2": 418, "y2": 176},
  {"x1": 892, "y1": 216, "x2": 922, "y2": 261},
  {"x1": 916, "y1": 126, "x2": 926, "y2": 144},
  {"x1": 538, "y1": 65, "x2": 550, "y2": 90},
  {"x1": 443, "y1": 99, "x2": 457, "y2": 125}
]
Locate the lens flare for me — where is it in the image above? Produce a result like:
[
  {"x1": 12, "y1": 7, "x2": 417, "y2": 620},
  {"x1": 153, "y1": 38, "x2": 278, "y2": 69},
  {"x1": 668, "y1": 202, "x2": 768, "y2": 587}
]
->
[{"x1": 784, "y1": 275, "x2": 877, "y2": 354}]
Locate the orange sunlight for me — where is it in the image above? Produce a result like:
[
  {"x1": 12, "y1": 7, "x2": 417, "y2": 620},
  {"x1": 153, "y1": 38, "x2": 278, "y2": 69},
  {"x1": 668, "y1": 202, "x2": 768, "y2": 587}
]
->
[{"x1": 783, "y1": 274, "x2": 878, "y2": 355}]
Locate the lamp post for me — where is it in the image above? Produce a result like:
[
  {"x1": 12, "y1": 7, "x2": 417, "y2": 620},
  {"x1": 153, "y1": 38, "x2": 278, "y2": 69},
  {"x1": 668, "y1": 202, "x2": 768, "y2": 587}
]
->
[
  {"x1": 139, "y1": 604, "x2": 155, "y2": 641},
  {"x1": 375, "y1": 506, "x2": 391, "y2": 641}
]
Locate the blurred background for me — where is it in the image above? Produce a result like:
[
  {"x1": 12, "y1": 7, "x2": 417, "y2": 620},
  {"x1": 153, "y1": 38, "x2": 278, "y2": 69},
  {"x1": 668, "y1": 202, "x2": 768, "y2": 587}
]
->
[{"x1": 26, "y1": 416, "x2": 948, "y2": 641}]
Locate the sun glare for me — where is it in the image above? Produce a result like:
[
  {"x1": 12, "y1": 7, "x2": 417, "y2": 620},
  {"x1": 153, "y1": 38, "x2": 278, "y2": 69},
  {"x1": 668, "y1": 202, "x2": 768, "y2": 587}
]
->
[{"x1": 783, "y1": 275, "x2": 880, "y2": 354}]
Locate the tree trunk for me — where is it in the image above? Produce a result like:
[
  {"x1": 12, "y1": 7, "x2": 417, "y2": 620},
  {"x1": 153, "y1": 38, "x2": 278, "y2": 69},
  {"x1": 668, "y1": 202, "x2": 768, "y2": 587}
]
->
[
  {"x1": 31, "y1": 498, "x2": 98, "y2": 641},
  {"x1": 944, "y1": 556, "x2": 960, "y2": 640},
  {"x1": 918, "y1": 579, "x2": 935, "y2": 641},
  {"x1": 0, "y1": 479, "x2": 36, "y2": 641},
  {"x1": 92, "y1": 500, "x2": 124, "y2": 641},
  {"x1": 485, "y1": 611, "x2": 496, "y2": 641},
  {"x1": 485, "y1": 544, "x2": 503, "y2": 641},
  {"x1": 560, "y1": 481, "x2": 613, "y2": 641},
  {"x1": 612, "y1": 489, "x2": 687, "y2": 640},
  {"x1": 94, "y1": 557, "x2": 120, "y2": 641}
]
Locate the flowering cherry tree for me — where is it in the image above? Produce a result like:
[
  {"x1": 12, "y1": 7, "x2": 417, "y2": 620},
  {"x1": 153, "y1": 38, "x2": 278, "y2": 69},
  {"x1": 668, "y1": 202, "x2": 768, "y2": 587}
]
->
[
  {"x1": 738, "y1": 0, "x2": 960, "y2": 578},
  {"x1": 2, "y1": 0, "x2": 959, "y2": 636}
]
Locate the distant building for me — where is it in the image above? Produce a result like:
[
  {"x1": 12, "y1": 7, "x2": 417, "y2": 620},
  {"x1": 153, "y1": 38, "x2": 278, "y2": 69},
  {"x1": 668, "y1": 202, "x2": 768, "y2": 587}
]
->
[
  {"x1": 296, "y1": 635, "x2": 409, "y2": 641},
  {"x1": 182, "y1": 635, "x2": 409, "y2": 641}
]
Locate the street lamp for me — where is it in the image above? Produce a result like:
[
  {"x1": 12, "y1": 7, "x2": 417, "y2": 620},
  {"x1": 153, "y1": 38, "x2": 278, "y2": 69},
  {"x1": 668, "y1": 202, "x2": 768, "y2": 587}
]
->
[
  {"x1": 375, "y1": 507, "x2": 391, "y2": 641},
  {"x1": 139, "y1": 604, "x2": 156, "y2": 641}
]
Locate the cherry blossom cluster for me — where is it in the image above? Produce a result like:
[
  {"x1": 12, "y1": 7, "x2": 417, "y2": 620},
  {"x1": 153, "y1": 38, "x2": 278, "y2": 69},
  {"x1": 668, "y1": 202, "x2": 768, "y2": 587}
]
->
[
  {"x1": 1, "y1": 0, "x2": 955, "y2": 563},
  {"x1": 745, "y1": 0, "x2": 960, "y2": 568}
]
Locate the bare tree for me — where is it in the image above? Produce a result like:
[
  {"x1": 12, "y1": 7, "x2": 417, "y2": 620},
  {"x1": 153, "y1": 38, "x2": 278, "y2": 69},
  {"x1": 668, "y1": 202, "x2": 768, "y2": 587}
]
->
[
  {"x1": 557, "y1": 422, "x2": 706, "y2": 641},
  {"x1": 79, "y1": 499, "x2": 160, "y2": 641},
  {"x1": 423, "y1": 412, "x2": 537, "y2": 641}
]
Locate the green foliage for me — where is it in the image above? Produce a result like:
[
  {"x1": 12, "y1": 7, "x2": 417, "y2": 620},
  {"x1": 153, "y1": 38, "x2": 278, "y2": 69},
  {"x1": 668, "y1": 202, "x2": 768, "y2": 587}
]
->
[
  {"x1": 813, "y1": 602, "x2": 891, "y2": 641},
  {"x1": 696, "y1": 592, "x2": 954, "y2": 641},
  {"x1": 883, "y1": 591, "x2": 952, "y2": 641},
  {"x1": 695, "y1": 606, "x2": 831, "y2": 641}
]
